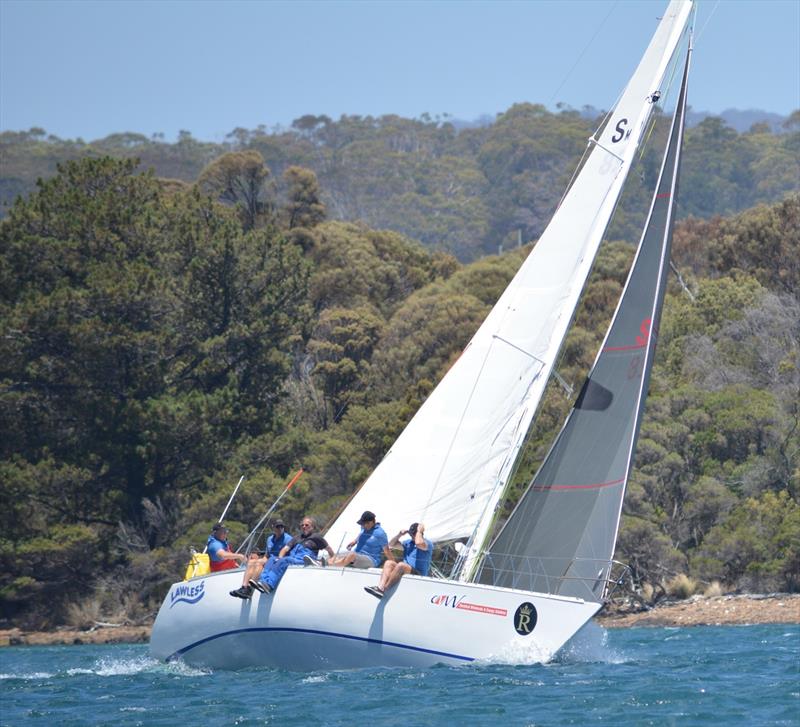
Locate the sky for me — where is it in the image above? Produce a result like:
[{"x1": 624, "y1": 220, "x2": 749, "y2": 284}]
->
[{"x1": 1, "y1": 0, "x2": 798, "y2": 143}]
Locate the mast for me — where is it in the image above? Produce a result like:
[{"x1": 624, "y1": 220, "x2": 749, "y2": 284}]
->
[{"x1": 480, "y1": 34, "x2": 693, "y2": 599}]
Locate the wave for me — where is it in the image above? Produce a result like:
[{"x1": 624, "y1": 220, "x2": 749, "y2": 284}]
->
[
  {"x1": 472, "y1": 621, "x2": 626, "y2": 667},
  {"x1": 73, "y1": 655, "x2": 210, "y2": 677},
  {"x1": 3, "y1": 655, "x2": 209, "y2": 681},
  {"x1": 554, "y1": 622, "x2": 627, "y2": 664},
  {"x1": 0, "y1": 671, "x2": 55, "y2": 680}
]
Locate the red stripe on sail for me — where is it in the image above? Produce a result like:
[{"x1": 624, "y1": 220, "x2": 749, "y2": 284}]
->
[
  {"x1": 603, "y1": 342, "x2": 647, "y2": 352},
  {"x1": 533, "y1": 478, "x2": 625, "y2": 491}
]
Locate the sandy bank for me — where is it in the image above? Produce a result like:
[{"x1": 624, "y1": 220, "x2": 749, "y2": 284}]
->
[
  {"x1": 596, "y1": 593, "x2": 800, "y2": 628},
  {"x1": 1, "y1": 594, "x2": 797, "y2": 647},
  {"x1": 0, "y1": 625, "x2": 151, "y2": 647}
]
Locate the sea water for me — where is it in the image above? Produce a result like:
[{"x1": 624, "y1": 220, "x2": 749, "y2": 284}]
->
[{"x1": 1, "y1": 624, "x2": 797, "y2": 726}]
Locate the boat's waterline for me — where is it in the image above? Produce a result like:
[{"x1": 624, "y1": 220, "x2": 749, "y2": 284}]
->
[{"x1": 150, "y1": 567, "x2": 601, "y2": 670}]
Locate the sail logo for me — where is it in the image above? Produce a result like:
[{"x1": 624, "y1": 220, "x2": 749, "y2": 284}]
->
[
  {"x1": 627, "y1": 317, "x2": 653, "y2": 380},
  {"x1": 170, "y1": 580, "x2": 205, "y2": 608},
  {"x1": 430, "y1": 594, "x2": 508, "y2": 617},
  {"x1": 513, "y1": 602, "x2": 538, "y2": 636},
  {"x1": 635, "y1": 318, "x2": 652, "y2": 346}
]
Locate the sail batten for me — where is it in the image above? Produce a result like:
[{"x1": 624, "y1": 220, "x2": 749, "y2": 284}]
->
[{"x1": 324, "y1": 0, "x2": 694, "y2": 570}]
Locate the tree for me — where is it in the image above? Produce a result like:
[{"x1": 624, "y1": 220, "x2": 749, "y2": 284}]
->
[
  {"x1": 693, "y1": 491, "x2": 800, "y2": 591},
  {"x1": 197, "y1": 150, "x2": 272, "y2": 230},
  {"x1": 283, "y1": 165, "x2": 326, "y2": 229},
  {"x1": 307, "y1": 305, "x2": 385, "y2": 425},
  {"x1": 0, "y1": 157, "x2": 310, "y2": 622}
]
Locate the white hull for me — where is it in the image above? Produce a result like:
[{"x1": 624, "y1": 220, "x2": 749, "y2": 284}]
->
[{"x1": 150, "y1": 566, "x2": 601, "y2": 670}]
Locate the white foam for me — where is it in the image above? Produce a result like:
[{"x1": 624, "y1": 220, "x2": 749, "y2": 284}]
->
[
  {"x1": 0, "y1": 672, "x2": 54, "y2": 680},
  {"x1": 477, "y1": 637, "x2": 555, "y2": 666},
  {"x1": 301, "y1": 674, "x2": 329, "y2": 684},
  {"x1": 65, "y1": 656, "x2": 210, "y2": 678},
  {"x1": 555, "y1": 622, "x2": 626, "y2": 664}
]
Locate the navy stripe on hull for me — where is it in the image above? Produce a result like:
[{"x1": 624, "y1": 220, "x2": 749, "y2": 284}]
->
[{"x1": 166, "y1": 626, "x2": 475, "y2": 663}]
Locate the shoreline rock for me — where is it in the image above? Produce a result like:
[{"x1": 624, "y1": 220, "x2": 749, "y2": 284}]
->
[
  {"x1": 595, "y1": 593, "x2": 800, "y2": 628},
  {"x1": 1, "y1": 594, "x2": 797, "y2": 647},
  {"x1": 0, "y1": 625, "x2": 151, "y2": 647}
]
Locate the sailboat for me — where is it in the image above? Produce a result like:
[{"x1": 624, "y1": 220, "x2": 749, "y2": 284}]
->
[{"x1": 150, "y1": 0, "x2": 694, "y2": 670}]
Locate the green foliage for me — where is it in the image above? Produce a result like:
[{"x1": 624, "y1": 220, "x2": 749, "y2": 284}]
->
[
  {"x1": 197, "y1": 150, "x2": 273, "y2": 230},
  {"x1": 283, "y1": 165, "x2": 326, "y2": 229},
  {"x1": 0, "y1": 132, "x2": 798, "y2": 629},
  {"x1": 0, "y1": 157, "x2": 313, "y2": 625},
  {"x1": 4, "y1": 110, "x2": 796, "y2": 261},
  {"x1": 617, "y1": 515, "x2": 687, "y2": 589},
  {"x1": 307, "y1": 305, "x2": 385, "y2": 424},
  {"x1": 693, "y1": 491, "x2": 800, "y2": 591},
  {"x1": 367, "y1": 283, "x2": 488, "y2": 402},
  {"x1": 0, "y1": 524, "x2": 102, "y2": 626},
  {"x1": 309, "y1": 221, "x2": 438, "y2": 316}
]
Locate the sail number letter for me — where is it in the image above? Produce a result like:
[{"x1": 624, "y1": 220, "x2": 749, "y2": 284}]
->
[{"x1": 611, "y1": 118, "x2": 629, "y2": 143}]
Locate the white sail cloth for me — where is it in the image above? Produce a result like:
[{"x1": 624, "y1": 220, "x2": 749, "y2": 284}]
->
[{"x1": 323, "y1": 1, "x2": 694, "y2": 565}]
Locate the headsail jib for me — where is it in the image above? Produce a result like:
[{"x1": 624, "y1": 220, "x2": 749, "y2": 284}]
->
[
  {"x1": 481, "y1": 17, "x2": 694, "y2": 600},
  {"x1": 323, "y1": 0, "x2": 695, "y2": 589}
]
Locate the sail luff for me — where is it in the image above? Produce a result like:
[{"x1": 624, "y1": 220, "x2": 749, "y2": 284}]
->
[
  {"x1": 481, "y1": 36, "x2": 692, "y2": 600},
  {"x1": 323, "y1": 0, "x2": 693, "y2": 559}
]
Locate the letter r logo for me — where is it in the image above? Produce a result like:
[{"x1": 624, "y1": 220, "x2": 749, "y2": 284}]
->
[{"x1": 513, "y1": 602, "x2": 537, "y2": 636}]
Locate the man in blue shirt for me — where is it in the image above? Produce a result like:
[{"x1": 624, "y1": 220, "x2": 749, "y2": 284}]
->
[
  {"x1": 313, "y1": 510, "x2": 388, "y2": 569},
  {"x1": 207, "y1": 523, "x2": 246, "y2": 572},
  {"x1": 364, "y1": 521, "x2": 432, "y2": 599},
  {"x1": 230, "y1": 520, "x2": 291, "y2": 600}
]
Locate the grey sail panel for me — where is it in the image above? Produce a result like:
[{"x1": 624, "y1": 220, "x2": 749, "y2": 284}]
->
[{"x1": 480, "y1": 47, "x2": 691, "y2": 600}]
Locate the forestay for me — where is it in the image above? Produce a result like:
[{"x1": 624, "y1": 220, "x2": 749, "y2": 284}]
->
[{"x1": 324, "y1": 1, "x2": 694, "y2": 567}]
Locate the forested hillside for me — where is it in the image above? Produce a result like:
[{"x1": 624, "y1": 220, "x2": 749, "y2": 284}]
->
[
  {"x1": 2, "y1": 105, "x2": 798, "y2": 261},
  {"x1": 1, "y1": 150, "x2": 798, "y2": 629}
]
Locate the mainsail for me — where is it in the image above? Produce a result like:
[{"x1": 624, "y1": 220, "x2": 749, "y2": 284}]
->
[
  {"x1": 324, "y1": 1, "x2": 694, "y2": 564},
  {"x1": 481, "y1": 38, "x2": 692, "y2": 600}
]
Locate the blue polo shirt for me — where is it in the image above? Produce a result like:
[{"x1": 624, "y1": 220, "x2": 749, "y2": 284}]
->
[
  {"x1": 403, "y1": 537, "x2": 433, "y2": 576},
  {"x1": 266, "y1": 531, "x2": 292, "y2": 557},
  {"x1": 206, "y1": 535, "x2": 230, "y2": 563},
  {"x1": 354, "y1": 524, "x2": 389, "y2": 566}
]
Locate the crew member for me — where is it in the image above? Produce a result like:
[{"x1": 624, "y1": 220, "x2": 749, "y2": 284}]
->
[{"x1": 207, "y1": 523, "x2": 246, "y2": 572}]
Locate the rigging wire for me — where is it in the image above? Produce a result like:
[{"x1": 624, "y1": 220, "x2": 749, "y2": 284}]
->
[
  {"x1": 694, "y1": 0, "x2": 720, "y2": 45},
  {"x1": 547, "y1": 1, "x2": 620, "y2": 107}
]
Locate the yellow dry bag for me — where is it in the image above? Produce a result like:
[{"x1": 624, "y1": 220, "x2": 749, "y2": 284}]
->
[{"x1": 184, "y1": 550, "x2": 210, "y2": 580}]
